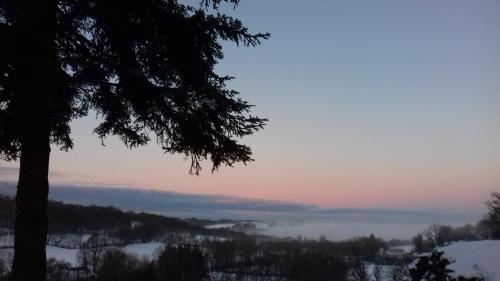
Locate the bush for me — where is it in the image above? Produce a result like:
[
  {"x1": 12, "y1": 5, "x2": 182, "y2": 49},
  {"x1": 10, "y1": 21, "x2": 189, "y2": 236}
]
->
[{"x1": 410, "y1": 251, "x2": 484, "y2": 281}]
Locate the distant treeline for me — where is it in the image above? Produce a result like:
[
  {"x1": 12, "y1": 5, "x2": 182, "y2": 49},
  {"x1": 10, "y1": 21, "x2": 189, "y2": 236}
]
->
[
  {"x1": 412, "y1": 192, "x2": 500, "y2": 253},
  {"x1": 0, "y1": 195, "x2": 241, "y2": 242}
]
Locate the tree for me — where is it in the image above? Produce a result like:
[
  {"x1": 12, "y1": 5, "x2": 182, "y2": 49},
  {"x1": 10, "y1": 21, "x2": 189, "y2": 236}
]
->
[
  {"x1": 46, "y1": 258, "x2": 71, "y2": 281},
  {"x1": 77, "y1": 234, "x2": 104, "y2": 277},
  {"x1": 96, "y1": 248, "x2": 139, "y2": 281},
  {"x1": 0, "y1": 0, "x2": 268, "y2": 280},
  {"x1": 423, "y1": 224, "x2": 454, "y2": 248},
  {"x1": 409, "y1": 251, "x2": 484, "y2": 281},
  {"x1": 412, "y1": 234, "x2": 427, "y2": 254},
  {"x1": 0, "y1": 257, "x2": 6, "y2": 281},
  {"x1": 155, "y1": 244, "x2": 209, "y2": 281},
  {"x1": 350, "y1": 256, "x2": 369, "y2": 281},
  {"x1": 480, "y1": 192, "x2": 500, "y2": 239},
  {"x1": 410, "y1": 251, "x2": 453, "y2": 281},
  {"x1": 373, "y1": 262, "x2": 383, "y2": 281},
  {"x1": 390, "y1": 263, "x2": 408, "y2": 281},
  {"x1": 286, "y1": 253, "x2": 349, "y2": 281}
]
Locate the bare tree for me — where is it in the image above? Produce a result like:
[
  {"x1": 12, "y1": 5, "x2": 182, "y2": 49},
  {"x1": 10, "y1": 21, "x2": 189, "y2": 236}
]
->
[
  {"x1": 77, "y1": 234, "x2": 104, "y2": 277},
  {"x1": 97, "y1": 248, "x2": 139, "y2": 281},
  {"x1": 390, "y1": 263, "x2": 408, "y2": 281},
  {"x1": 373, "y1": 262, "x2": 383, "y2": 281},
  {"x1": 350, "y1": 256, "x2": 369, "y2": 281},
  {"x1": 0, "y1": 257, "x2": 5, "y2": 280},
  {"x1": 480, "y1": 192, "x2": 500, "y2": 239}
]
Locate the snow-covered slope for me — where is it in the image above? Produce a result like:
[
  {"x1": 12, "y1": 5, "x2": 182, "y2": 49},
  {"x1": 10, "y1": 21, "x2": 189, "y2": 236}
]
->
[
  {"x1": 123, "y1": 242, "x2": 164, "y2": 259},
  {"x1": 437, "y1": 240, "x2": 500, "y2": 281}
]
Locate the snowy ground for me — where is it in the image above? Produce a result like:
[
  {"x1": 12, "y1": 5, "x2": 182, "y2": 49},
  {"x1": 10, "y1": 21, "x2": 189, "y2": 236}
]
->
[
  {"x1": 0, "y1": 235, "x2": 13, "y2": 248},
  {"x1": 0, "y1": 247, "x2": 80, "y2": 267},
  {"x1": 0, "y1": 241, "x2": 166, "y2": 268},
  {"x1": 47, "y1": 246, "x2": 79, "y2": 266},
  {"x1": 123, "y1": 242, "x2": 164, "y2": 259},
  {"x1": 366, "y1": 264, "x2": 399, "y2": 281},
  {"x1": 435, "y1": 240, "x2": 500, "y2": 281}
]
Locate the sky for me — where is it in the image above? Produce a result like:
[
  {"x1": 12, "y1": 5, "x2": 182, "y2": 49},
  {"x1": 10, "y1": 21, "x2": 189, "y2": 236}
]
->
[{"x1": 1, "y1": 0, "x2": 499, "y2": 213}]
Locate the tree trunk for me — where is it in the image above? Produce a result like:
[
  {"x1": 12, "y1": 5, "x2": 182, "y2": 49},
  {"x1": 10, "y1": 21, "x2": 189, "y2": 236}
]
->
[
  {"x1": 13, "y1": 129, "x2": 51, "y2": 281},
  {"x1": 10, "y1": 0, "x2": 57, "y2": 279}
]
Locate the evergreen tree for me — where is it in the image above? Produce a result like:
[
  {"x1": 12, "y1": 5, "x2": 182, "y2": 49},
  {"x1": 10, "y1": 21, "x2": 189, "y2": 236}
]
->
[
  {"x1": 409, "y1": 251, "x2": 454, "y2": 281},
  {"x1": 0, "y1": 0, "x2": 268, "y2": 280},
  {"x1": 410, "y1": 251, "x2": 484, "y2": 281}
]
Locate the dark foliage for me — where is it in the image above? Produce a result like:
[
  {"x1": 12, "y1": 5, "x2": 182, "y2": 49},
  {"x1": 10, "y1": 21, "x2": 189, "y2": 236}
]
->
[
  {"x1": 350, "y1": 255, "x2": 369, "y2": 281},
  {"x1": 0, "y1": 0, "x2": 268, "y2": 172},
  {"x1": 410, "y1": 251, "x2": 455, "y2": 281},
  {"x1": 412, "y1": 234, "x2": 430, "y2": 254},
  {"x1": 1, "y1": 0, "x2": 267, "y2": 279},
  {"x1": 0, "y1": 195, "x2": 242, "y2": 240},
  {"x1": 0, "y1": 196, "x2": 15, "y2": 230},
  {"x1": 96, "y1": 248, "x2": 139, "y2": 281},
  {"x1": 155, "y1": 244, "x2": 209, "y2": 281},
  {"x1": 410, "y1": 251, "x2": 483, "y2": 281},
  {"x1": 412, "y1": 224, "x2": 479, "y2": 253},
  {"x1": 202, "y1": 234, "x2": 388, "y2": 279},
  {"x1": 479, "y1": 192, "x2": 500, "y2": 239},
  {"x1": 257, "y1": 235, "x2": 385, "y2": 262},
  {"x1": 46, "y1": 258, "x2": 73, "y2": 281},
  {"x1": 285, "y1": 252, "x2": 349, "y2": 281}
]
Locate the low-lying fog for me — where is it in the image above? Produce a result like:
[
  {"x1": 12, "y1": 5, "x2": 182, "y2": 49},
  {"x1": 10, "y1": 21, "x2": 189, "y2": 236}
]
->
[
  {"x1": 0, "y1": 182, "x2": 481, "y2": 240},
  {"x1": 207, "y1": 210, "x2": 477, "y2": 240}
]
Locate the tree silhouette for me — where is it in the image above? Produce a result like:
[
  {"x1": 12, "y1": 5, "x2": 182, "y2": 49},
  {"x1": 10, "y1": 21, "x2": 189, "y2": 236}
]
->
[
  {"x1": 410, "y1": 251, "x2": 483, "y2": 281},
  {"x1": 410, "y1": 251, "x2": 454, "y2": 281},
  {"x1": 480, "y1": 192, "x2": 500, "y2": 239},
  {"x1": 155, "y1": 244, "x2": 209, "y2": 281},
  {"x1": 0, "y1": 0, "x2": 268, "y2": 280}
]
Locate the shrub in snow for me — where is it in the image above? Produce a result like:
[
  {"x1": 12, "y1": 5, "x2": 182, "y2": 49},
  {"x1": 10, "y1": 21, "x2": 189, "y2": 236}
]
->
[{"x1": 409, "y1": 251, "x2": 484, "y2": 281}]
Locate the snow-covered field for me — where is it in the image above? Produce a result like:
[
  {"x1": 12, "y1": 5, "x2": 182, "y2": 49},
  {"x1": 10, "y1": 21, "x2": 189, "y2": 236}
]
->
[
  {"x1": 0, "y1": 241, "x2": 166, "y2": 268},
  {"x1": 47, "y1": 246, "x2": 79, "y2": 266},
  {"x1": 1, "y1": 246, "x2": 80, "y2": 267},
  {"x1": 123, "y1": 242, "x2": 164, "y2": 259},
  {"x1": 435, "y1": 240, "x2": 500, "y2": 281}
]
